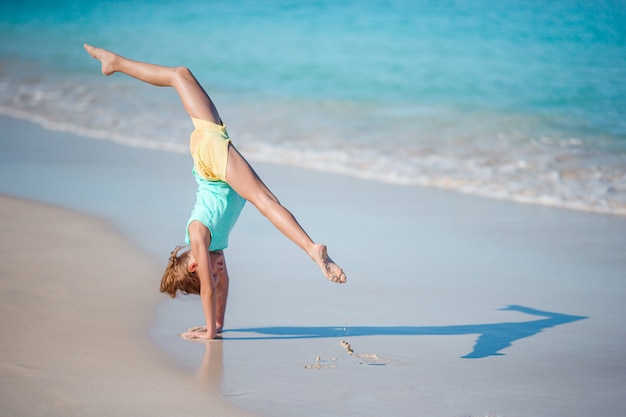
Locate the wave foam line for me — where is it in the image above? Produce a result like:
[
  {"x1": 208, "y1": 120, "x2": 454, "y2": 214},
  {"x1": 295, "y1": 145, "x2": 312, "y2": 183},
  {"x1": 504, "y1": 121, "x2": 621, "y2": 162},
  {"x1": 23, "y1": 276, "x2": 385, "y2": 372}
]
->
[
  {"x1": 0, "y1": 106, "x2": 187, "y2": 154},
  {"x1": 241, "y1": 144, "x2": 626, "y2": 217},
  {"x1": 2, "y1": 107, "x2": 624, "y2": 217}
]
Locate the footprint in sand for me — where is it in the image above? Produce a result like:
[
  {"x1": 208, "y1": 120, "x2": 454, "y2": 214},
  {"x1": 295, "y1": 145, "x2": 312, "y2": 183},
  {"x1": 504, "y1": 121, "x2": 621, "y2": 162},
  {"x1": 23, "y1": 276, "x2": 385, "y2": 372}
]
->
[
  {"x1": 304, "y1": 354, "x2": 337, "y2": 369},
  {"x1": 340, "y1": 340, "x2": 354, "y2": 355},
  {"x1": 304, "y1": 341, "x2": 388, "y2": 369},
  {"x1": 340, "y1": 340, "x2": 387, "y2": 366}
]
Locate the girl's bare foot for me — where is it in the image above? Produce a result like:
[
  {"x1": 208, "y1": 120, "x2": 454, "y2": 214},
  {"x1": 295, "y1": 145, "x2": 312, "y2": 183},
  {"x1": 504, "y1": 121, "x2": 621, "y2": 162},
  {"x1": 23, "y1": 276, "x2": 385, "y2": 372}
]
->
[
  {"x1": 83, "y1": 43, "x2": 117, "y2": 76},
  {"x1": 312, "y1": 244, "x2": 347, "y2": 284}
]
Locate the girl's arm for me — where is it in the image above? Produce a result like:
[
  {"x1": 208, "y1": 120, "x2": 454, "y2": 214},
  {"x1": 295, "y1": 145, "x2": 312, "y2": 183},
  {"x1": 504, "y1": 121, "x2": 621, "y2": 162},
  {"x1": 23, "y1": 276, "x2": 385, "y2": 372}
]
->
[{"x1": 185, "y1": 221, "x2": 218, "y2": 340}]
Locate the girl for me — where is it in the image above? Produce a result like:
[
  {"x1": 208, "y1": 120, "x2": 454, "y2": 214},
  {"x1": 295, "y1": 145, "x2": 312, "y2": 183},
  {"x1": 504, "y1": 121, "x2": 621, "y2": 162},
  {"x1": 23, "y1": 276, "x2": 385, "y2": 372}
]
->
[{"x1": 84, "y1": 45, "x2": 346, "y2": 340}]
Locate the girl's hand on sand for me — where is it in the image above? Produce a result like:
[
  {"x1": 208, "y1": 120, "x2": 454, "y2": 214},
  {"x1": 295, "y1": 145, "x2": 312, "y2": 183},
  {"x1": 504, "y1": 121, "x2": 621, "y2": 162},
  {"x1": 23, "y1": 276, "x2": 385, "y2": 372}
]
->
[
  {"x1": 180, "y1": 329, "x2": 220, "y2": 340},
  {"x1": 187, "y1": 326, "x2": 207, "y2": 333}
]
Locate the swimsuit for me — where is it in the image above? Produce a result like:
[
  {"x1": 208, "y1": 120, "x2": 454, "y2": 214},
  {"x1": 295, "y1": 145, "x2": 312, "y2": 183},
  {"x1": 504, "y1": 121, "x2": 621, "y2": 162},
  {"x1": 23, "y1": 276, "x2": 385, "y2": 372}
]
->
[
  {"x1": 189, "y1": 116, "x2": 231, "y2": 182},
  {"x1": 185, "y1": 117, "x2": 246, "y2": 251}
]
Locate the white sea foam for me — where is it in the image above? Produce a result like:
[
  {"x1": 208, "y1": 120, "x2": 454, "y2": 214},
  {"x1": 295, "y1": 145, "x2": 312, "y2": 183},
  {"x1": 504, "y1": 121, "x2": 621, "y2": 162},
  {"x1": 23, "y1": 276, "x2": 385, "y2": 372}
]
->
[
  {"x1": 0, "y1": 106, "x2": 188, "y2": 154},
  {"x1": 238, "y1": 140, "x2": 626, "y2": 216}
]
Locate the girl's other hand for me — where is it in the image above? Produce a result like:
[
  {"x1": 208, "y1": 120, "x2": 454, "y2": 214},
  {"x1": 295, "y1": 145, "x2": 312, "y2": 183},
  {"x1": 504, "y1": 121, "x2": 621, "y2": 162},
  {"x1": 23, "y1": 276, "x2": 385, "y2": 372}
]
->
[
  {"x1": 181, "y1": 330, "x2": 219, "y2": 340},
  {"x1": 187, "y1": 326, "x2": 207, "y2": 333}
]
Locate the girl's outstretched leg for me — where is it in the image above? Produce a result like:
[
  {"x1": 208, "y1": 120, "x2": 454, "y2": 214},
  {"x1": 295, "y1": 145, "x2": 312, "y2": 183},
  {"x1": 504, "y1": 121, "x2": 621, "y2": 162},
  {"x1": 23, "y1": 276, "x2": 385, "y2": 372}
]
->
[
  {"x1": 84, "y1": 44, "x2": 221, "y2": 124},
  {"x1": 225, "y1": 146, "x2": 347, "y2": 284}
]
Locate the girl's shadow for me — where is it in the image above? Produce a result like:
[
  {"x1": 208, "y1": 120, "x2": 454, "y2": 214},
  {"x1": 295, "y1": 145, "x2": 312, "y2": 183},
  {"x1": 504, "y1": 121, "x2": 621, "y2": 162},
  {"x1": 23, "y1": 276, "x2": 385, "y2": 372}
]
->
[{"x1": 222, "y1": 305, "x2": 587, "y2": 358}]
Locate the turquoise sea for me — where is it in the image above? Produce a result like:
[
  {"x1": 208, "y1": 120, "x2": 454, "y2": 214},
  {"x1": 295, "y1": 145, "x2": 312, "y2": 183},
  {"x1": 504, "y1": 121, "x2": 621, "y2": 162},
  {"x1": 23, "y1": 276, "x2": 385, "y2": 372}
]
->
[{"x1": 1, "y1": 0, "x2": 625, "y2": 214}]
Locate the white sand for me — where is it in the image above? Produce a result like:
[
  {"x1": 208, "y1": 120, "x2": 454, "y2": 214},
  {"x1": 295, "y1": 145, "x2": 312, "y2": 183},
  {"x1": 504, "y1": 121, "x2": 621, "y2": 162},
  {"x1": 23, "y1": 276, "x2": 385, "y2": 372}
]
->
[{"x1": 2, "y1": 115, "x2": 626, "y2": 416}]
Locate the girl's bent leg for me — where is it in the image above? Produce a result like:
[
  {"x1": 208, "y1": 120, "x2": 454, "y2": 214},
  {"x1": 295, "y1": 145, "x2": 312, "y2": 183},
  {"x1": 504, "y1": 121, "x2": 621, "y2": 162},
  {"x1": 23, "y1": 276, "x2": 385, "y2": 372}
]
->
[
  {"x1": 84, "y1": 44, "x2": 221, "y2": 123},
  {"x1": 225, "y1": 145, "x2": 346, "y2": 284}
]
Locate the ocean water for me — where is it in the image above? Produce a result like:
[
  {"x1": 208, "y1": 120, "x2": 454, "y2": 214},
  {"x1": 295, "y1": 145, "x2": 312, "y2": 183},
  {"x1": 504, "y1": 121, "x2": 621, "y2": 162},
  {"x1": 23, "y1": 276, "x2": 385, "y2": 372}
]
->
[{"x1": 1, "y1": 0, "x2": 625, "y2": 215}]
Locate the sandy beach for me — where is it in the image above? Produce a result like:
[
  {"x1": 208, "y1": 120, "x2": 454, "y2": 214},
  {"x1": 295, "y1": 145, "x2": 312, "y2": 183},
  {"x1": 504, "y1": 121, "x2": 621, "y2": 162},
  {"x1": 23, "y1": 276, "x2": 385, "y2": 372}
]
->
[
  {"x1": 2, "y1": 114, "x2": 626, "y2": 417},
  {"x1": 0, "y1": 195, "x2": 258, "y2": 416}
]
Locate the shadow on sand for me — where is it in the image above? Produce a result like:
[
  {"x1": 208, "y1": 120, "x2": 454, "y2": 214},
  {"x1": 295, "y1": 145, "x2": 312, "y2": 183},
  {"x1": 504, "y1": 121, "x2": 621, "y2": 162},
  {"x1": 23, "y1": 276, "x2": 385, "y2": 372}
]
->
[{"x1": 222, "y1": 305, "x2": 587, "y2": 358}]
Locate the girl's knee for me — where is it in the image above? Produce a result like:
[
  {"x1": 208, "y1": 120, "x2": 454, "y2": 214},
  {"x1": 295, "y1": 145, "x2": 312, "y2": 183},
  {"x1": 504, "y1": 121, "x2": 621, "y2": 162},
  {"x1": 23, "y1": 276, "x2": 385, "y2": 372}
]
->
[
  {"x1": 174, "y1": 66, "x2": 192, "y2": 77},
  {"x1": 171, "y1": 66, "x2": 196, "y2": 86}
]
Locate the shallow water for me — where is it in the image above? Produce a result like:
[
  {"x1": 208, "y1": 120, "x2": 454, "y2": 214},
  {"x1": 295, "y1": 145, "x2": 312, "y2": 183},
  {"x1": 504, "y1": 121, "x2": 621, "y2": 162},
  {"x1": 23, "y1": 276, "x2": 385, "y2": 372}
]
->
[{"x1": 1, "y1": 0, "x2": 625, "y2": 214}]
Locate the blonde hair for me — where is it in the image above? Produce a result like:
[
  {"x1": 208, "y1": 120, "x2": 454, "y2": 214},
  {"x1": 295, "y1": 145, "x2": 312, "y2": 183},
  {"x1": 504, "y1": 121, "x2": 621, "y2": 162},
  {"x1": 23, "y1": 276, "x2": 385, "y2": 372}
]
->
[{"x1": 160, "y1": 246, "x2": 200, "y2": 298}]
